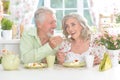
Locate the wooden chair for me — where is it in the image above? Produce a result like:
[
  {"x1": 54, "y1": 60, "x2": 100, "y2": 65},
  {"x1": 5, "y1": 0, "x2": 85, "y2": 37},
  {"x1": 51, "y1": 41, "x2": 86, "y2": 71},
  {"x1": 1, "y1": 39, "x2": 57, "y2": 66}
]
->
[
  {"x1": 20, "y1": 23, "x2": 24, "y2": 38},
  {"x1": 99, "y1": 14, "x2": 114, "y2": 32}
]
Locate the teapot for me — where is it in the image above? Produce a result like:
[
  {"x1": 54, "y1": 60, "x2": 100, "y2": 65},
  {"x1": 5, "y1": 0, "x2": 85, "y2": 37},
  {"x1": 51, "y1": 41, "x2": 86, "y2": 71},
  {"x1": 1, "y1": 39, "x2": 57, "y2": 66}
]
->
[{"x1": 1, "y1": 50, "x2": 20, "y2": 70}]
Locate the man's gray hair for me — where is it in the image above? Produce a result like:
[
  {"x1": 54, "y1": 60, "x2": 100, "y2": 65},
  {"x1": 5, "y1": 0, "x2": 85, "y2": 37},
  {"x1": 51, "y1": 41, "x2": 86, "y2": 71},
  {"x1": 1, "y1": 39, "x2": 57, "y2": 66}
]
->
[{"x1": 34, "y1": 7, "x2": 56, "y2": 25}]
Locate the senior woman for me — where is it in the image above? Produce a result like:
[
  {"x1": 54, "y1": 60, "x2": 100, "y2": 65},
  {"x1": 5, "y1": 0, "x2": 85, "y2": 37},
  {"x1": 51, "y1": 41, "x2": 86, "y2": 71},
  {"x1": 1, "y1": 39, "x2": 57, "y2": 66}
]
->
[{"x1": 57, "y1": 13, "x2": 101, "y2": 65}]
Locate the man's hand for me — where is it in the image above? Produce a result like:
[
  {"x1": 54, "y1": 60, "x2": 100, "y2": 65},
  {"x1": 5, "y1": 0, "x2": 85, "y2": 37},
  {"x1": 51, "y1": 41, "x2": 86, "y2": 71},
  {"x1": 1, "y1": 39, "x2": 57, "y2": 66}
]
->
[{"x1": 49, "y1": 36, "x2": 63, "y2": 49}]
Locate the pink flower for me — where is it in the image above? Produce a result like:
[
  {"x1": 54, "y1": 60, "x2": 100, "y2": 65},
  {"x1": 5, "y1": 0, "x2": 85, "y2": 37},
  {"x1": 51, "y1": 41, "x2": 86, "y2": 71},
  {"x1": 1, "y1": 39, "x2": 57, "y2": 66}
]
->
[
  {"x1": 112, "y1": 35, "x2": 117, "y2": 41},
  {"x1": 94, "y1": 31, "x2": 120, "y2": 50}
]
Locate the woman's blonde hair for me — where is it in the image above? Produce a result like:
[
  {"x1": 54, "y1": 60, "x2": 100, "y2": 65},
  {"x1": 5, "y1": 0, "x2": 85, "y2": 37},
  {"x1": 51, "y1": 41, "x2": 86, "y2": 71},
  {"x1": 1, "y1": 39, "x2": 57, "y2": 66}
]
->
[{"x1": 62, "y1": 13, "x2": 91, "y2": 41}]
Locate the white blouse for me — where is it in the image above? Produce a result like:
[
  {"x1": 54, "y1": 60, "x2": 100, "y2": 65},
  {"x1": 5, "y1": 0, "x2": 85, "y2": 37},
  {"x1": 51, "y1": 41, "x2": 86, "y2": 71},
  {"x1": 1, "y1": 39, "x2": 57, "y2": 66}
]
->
[{"x1": 59, "y1": 40, "x2": 104, "y2": 63}]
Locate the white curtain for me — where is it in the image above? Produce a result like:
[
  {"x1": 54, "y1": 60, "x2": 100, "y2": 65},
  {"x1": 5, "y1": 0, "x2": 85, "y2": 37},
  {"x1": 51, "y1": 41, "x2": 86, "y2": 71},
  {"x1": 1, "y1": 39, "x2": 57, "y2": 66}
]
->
[{"x1": 10, "y1": 0, "x2": 39, "y2": 27}]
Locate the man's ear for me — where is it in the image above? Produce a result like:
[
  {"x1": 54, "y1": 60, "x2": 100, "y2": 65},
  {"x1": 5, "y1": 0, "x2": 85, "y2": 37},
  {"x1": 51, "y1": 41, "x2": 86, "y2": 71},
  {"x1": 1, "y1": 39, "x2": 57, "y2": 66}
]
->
[{"x1": 37, "y1": 22, "x2": 42, "y2": 29}]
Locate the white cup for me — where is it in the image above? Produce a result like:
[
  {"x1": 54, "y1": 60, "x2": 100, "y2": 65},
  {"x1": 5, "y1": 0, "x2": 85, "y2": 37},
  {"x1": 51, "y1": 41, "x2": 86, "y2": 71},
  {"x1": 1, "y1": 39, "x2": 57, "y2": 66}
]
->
[{"x1": 85, "y1": 55, "x2": 94, "y2": 68}]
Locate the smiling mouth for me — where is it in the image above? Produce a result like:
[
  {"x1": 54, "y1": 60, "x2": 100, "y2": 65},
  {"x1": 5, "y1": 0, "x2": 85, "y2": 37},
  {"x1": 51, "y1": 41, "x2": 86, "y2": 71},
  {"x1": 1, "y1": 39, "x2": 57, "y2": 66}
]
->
[
  {"x1": 47, "y1": 29, "x2": 55, "y2": 37},
  {"x1": 51, "y1": 29, "x2": 54, "y2": 33},
  {"x1": 70, "y1": 32, "x2": 76, "y2": 36}
]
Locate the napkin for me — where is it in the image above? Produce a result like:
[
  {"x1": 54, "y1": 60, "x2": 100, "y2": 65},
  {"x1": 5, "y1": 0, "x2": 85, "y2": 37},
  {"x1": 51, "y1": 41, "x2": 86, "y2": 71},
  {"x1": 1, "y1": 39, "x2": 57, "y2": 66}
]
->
[{"x1": 99, "y1": 52, "x2": 112, "y2": 71}]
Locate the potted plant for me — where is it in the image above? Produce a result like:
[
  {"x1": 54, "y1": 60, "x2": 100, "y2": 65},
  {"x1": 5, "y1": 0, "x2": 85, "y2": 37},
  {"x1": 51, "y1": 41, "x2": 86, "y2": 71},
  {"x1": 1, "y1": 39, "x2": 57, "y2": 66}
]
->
[
  {"x1": 1, "y1": 17, "x2": 14, "y2": 39},
  {"x1": 94, "y1": 31, "x2": 120, "y2": 50},
  {"x1": 94, "y1": 31, "x2": 120, "y2": 66}
]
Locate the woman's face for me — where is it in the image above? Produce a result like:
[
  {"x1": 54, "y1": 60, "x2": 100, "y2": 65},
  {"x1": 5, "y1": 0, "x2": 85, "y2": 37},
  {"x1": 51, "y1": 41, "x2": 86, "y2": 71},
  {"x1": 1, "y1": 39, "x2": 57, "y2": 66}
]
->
[{"x1": 65, "y1": 18, "x2": 83, "y2": 40}]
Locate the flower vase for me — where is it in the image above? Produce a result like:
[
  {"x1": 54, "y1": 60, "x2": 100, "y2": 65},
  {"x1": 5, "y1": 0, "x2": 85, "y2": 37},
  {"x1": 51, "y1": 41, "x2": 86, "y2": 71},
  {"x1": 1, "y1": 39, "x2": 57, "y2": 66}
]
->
[
  {"x1": 2, "y1": 30, "x2": 12, "y2": 40},
  {"x1": 107, "y1": 49, "x2": 120, "y2": 67}
]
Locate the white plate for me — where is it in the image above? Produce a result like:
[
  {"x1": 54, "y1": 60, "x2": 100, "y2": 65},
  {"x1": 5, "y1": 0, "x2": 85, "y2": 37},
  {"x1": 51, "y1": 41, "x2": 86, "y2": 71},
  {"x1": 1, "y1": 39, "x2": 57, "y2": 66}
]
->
[
  {"x1": 63, "y1": 62, "x2": 85, "y2": 68},
  {"x1": 24, "y1": 63, "x2": 47, "y2": 69}
]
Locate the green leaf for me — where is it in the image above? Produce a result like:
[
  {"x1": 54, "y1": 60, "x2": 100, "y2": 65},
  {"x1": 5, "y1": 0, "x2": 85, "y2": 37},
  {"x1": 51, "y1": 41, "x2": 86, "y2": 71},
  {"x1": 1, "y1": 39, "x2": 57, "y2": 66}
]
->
[{"x1": 1, "y1": 18, "x2": 13, "y2": 30}]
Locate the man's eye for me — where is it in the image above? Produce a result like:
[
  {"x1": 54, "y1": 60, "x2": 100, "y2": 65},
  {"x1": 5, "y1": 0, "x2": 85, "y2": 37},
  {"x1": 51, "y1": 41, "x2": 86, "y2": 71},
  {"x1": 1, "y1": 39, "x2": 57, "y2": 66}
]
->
[
  {"x1": 50, "y1": 21, "x2": 56, "y2": 24},
  {"x1": 50, "y1": 22, "x2": 53, "y2": 24}
]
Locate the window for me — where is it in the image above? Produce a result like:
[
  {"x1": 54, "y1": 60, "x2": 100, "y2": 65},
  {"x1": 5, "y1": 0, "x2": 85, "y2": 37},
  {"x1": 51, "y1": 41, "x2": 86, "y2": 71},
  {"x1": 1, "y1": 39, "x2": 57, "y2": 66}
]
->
[
  {"x1": 44, "y1": 0, "x2": 79, "y2": 30},
  {"x1": 39, "y1": 0, "x2": 93, "y2": 31},
  {"x1": 83, "y1": 0, "x2": 93, "y2": 26},
  {"x1": 8, "y1": 0, "x2": 93, "y2": 38}
]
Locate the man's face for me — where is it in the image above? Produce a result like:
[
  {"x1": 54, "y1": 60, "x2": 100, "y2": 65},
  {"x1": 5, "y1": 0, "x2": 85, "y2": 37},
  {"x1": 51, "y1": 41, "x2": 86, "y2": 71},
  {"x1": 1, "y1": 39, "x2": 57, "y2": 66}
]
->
[{"x1": 40, "y1": 13, "x2": 57, "y2": 36}]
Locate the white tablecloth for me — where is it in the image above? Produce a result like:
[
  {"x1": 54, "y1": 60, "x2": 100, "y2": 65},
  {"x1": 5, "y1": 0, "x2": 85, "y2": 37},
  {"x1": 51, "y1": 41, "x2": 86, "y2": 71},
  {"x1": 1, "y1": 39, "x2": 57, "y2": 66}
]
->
[{"x1": 0, "y1": 64, "x2": 120, "y2": 80}]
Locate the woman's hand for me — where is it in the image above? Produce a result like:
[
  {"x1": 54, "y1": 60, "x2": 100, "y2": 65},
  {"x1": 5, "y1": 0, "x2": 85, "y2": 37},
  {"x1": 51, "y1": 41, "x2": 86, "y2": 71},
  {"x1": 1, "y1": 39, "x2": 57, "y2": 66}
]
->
[
  {"x1": 56, "y1": 52, "x2": 66, "y2": 64},
  {"x1": 94, "y1": 55, "x2": 101, "y2": 65}
]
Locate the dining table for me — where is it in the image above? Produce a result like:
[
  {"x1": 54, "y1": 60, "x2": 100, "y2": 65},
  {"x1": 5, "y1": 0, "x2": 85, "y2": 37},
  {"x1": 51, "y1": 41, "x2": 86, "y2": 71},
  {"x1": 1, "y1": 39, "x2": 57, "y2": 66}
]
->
[{"x1": 0, "y1": 64, "x2": 120, "y2": 80}]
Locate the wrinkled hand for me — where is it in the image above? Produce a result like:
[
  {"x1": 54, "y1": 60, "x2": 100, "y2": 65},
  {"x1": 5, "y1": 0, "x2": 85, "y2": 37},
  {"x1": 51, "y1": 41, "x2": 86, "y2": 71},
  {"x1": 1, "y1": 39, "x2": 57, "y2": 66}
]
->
[
  {"x1": 57, "y1": 52, "x2": 66, "y2": 64},
  {"x1": 94, "y1": 55, "x2": 101, "y2": 65},
  {"x1": 49, "y1": 36, "x2": 63, "y2": 49}
]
